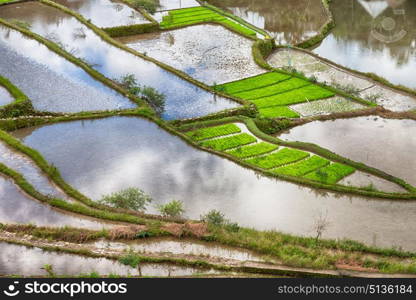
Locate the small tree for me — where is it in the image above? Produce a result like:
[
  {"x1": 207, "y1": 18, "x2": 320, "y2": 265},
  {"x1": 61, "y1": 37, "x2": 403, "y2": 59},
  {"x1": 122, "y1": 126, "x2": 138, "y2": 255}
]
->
[
  {"x1": 141, "y1": 85, "x2": 166, "y2": 114},
  {"x1": 157, "y1": 200, "x2": 184, "y2": 218},
  {"x1": 99, "y1": 188, "x2": 152, "y2": 211}
]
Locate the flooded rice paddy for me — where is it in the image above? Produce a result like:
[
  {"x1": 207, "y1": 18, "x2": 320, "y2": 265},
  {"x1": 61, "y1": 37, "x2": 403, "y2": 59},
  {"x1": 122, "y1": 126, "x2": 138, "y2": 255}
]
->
[
  {"x1": 207, "y1": 0, "x2": 328, "y2": 44},
  {"x1": 0, "y1": 85, "x2": 13, "y2": 106},
  {"x1": 0, "y1": 175, "x2": 110, "y2": 229},
  {"x1": 0, "y1": 242, "x2": 215, "y2": 276},
  {"x1": 0, "y1": 25, "x2": 134, "y2": 113},
  {"x1": 313, "y1": 0, "x2": 416, "y2": 90},
  {"x1": 118, "y1": 24, "x2": 265, "y2": 84},
  {"x1": 11, "y1": 116, "x2": 416, "y2": 251},
  {"x1": 0, "y1": 1, "x2": 237, "y2": 119},
  {"x1": 279, "y1": 116, "x2": 416, "y2": 186},
  {"x1": 53, "y1": 0, "x2": 150, "y2": 27}
]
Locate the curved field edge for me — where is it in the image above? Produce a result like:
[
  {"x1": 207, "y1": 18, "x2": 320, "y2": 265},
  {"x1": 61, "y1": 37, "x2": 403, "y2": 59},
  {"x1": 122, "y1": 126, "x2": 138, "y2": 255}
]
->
[{"x1": 2, "y1": 224, "x2": 416, "y2": 276}]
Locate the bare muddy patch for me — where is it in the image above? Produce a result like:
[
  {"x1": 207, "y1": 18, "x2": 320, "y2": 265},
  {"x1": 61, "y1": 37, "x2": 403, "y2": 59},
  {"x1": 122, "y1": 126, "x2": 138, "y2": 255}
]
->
[
  {"x1": 11, "y1": 116, "x2": 416, "y2": 251},
  {"x1": 118, "y1": 24, "x2": 265, "y2": 84},
  {"x1": 290, "y1": 97, "x2": 366, "y2": 117}
]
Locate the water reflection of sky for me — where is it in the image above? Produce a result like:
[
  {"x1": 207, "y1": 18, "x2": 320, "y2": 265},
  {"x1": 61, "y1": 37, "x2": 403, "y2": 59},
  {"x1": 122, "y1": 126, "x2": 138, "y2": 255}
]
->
[{"x1": 13, "y1": 116, "x2": 416, "y2": 251}]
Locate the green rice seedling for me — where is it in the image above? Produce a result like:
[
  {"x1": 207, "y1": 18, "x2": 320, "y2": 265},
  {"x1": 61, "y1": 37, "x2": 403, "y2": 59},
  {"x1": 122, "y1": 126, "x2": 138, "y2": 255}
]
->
[
  {"x1": 258, "y1": 106, "x2": 300, "y2": 118},
  {"x1": 251, "y1": 85, "x2": 335, "y2": 108},
  {"x1": 273, "y1": 156, "x2": 330, "y2": 177},
  {"x1": 186, "y1": 124, "x2": 241, "y2": 141},
  {"x1": 246, "y1": 148, "x2": 309, "y2": 169},
  {"x1": 216, "y1": 72, "x2": 291, "y2": 95},
  {"x1": 304, "y1": 163, "x2": 356, "y2": 184},
  {"x1": 234, "y1": 78, "x2": 310, "y2": 100},
  {"x1": 201, "y1": 133, "x2": 256, "y2": 151},
  {"x1": 226, "y1": 142, "x2": 278, "y2": 158}
]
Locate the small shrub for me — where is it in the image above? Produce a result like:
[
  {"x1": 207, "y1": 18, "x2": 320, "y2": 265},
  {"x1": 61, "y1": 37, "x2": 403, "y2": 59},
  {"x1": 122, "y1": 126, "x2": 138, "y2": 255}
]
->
[
  {"x1": 200, "y1": 210, "x2": 226, "y2": 226},
  {"x1": 157, "y1": 200, "x2": 185, "y2": 218},
  {"x1": 99, "y1": 188, "x2": 152, "y2": 211},
  {"x1": 141, "y1": 85, "x2": 166, "y2": 114},
  {"x1": 42, "y1": 264, "x2": 56, "y2": 277}
]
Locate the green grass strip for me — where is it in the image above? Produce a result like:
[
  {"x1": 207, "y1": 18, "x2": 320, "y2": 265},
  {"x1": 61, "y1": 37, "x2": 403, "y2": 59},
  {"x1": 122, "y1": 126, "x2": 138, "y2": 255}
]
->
[
  {"x1": 234, "y1": 78, "x2": 311, "y2": 100},
  {"x1": 168, "y1": 7, "x2": 208, "y2": 15},
  {"x1": 304, "y1": 163, "x2": 356, "y2": 184},
  {"x1": 272, "y1": 156, "x2": 330, "y2": 177},
  {"x1": 226, "y1": 142, "x2": 278, "y2": 159},
  {"x1": 246, "y1": 148, "x2": 309, "y2": 169},
  {"x1": 216, "y1": 72, "x2": 291, "y2": 95},
  {"x1": 186, "y1": 123, "x2": 241, "y2": 141},
  {"x1": 200, "y1": 133, "x2": 256, "y2": 151},
  {"x1": 258, "y1": 106, "x2": 300, "y2": 118},
  {"x1": 252, "y1": 85, "x2": 335, "y2": 108}
]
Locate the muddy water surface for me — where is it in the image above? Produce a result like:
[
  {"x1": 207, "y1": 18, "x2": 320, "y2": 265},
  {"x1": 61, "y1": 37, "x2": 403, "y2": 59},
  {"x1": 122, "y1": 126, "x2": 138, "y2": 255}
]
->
[{"x1": 12, "y1": 116, "x2": 416, "y2": 251}]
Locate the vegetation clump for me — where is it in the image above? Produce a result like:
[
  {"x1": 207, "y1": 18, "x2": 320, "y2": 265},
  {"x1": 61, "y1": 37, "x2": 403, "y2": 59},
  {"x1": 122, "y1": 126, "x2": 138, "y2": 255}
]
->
[{"x1": 99, "y1": 187, "x2": 152, "y2": 212}]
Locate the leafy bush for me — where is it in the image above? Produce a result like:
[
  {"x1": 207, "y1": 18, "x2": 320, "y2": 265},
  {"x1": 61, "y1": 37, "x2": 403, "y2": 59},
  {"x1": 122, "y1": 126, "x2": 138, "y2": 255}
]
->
[
  {"x1": 157, "y1": 200, "x2": 185, "y2": 217},
  {"x1": 254, "y1": 117, "x2": 293, "y2": 134},
  {"x1": 99, "y1": 188, "x2": 152, "y2": 212}
]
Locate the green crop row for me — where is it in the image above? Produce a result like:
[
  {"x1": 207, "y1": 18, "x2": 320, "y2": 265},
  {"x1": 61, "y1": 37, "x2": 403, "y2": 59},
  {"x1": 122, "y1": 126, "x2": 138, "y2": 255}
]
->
[
  {"x1": 186, "y1": 123, "x2": 241, "y2": 141},
  {"x1": 273, "y1": 156, "x2": 330, "y2": 177},
  {"x1": 226, "y1": 142, "x2": 278, "y2": 159},
  {"x1": 200, "y1": 133, "x2": 256, "y2": 151},
  {"x1": 246, "y1": 148, "x2": 309, "y2": 169},
  {"x1": 252, "y1": 85, "x2": 335, "y2": 108},
  {"x1": 304, "y1": 163, "x2": 356, "y2": 184},
  {"x1": 234, "y1": 78, "x2": 311, "y2": 100},
  {"x1": 257, "y1": 106, "x2": 300, "y2": 118},
  {"x1": 160, "y1": 7, "x2": 257, "y2": 37},
  {"x1": 215, "y1": 72, "x2": 290, "y2": 95}
]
